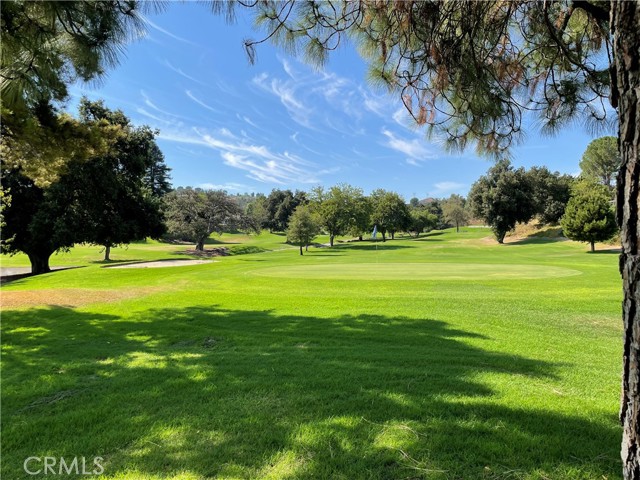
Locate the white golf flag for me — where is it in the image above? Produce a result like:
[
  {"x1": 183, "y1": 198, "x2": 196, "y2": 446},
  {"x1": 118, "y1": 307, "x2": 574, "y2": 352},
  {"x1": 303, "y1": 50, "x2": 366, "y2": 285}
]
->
[{"x1": 372, "y1": 225, "x2": 377, "y2": 239}]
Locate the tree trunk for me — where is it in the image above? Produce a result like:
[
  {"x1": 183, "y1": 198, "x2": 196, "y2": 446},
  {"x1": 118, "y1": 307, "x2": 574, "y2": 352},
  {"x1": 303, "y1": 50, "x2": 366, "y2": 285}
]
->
[
  {"x1": 195, "y1": 239, "x2": 205, "y2": 251},
  {"x1": 382, "y1": 232, "x2": 386, "y2": 242},
  {"x1": 359, "y1": 235, "x2": 363, "y2": 241},
  {"x1": 330, "y1": 234, "x2": 334, "y2": 247},
  {"x1": 590, "y1": 240, "x2": 595, "y2": 253},
  {"x1": 305, "y1": 244, "x2": 309, "y2": 251},
  {"x1": 456, "y1": 223, "x2": 460, "y2": 233},
  {"x1": 391, "y1": 231, "x2": 395, "y2": 240},
  {"x1": 612, "y1": 3, "x2": 640, "y2": 479},
  {"x1": 299, "y1": 245, "x2": 303, "y2": 255},
  {"x1": 496, "y1": 232, "x2": 506, "y2": 244},
  {"x1": 104, "y1": 244, "x2": 111, "y2": 261},
  {"x1": 27, "y1": 252, "x2": 51, "y2": 275}
]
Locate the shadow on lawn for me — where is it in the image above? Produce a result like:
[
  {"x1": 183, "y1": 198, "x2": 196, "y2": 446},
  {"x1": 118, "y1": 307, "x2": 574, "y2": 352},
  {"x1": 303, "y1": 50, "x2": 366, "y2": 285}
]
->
[
  {"x1": 2, "y1": 306, "x2": 620, "y2": 479},
  {"x1": 90, "y1": 259, "x2": 145, "y2": 265},
  {"x1": 590, "y1": 248, "x2": 622, "y2": 255},
  {"x1": 505, "y1": 237, "x2": 568, "y2": 246},
  {"x1": 335, "y1": 243, "x2": 415, "y2": 251}
]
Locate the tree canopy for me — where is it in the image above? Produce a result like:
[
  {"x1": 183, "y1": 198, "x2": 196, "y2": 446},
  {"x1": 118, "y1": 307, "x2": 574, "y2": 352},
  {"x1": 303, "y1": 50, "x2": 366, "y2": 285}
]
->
[
  {"x1": 370, "y1": 189, "x2": 411, "y2": 241},
  {"x1": 286, "y1": 204, "x2": 320, "y2": 255},
  {"x1": 579, "y1": 136, "x2": 621, "y2": 189},
  {"x1": 165, "y1": 188, "x2": 247, "y2": 251},
  {"x1": 66, "y1": 100, "x2": 168, "y2": 260},
  {"x1": 232, "y1": 1, "x2": 613, "y2": 156},
  {"x1": 527, "y1": 166, "x2": 574, "y2": 226},
  {"x1": 561, "y1": 179, "x2": 618, "y2": 252},
  {"x1": 442, "y1": 194, "x2": 469, "y2": 233},
  {"x1": 310, "y1": 183, "x2": 365, "y2": 247},
  {"x1": 1, "y1": 0, "x2": 147, "y2": 113},
  {"x1": 1, "y1": 99, "x2": 169, "y2": 269},
  {"x1": 469, "y1": 160, "x2": 536, "y2": 243},
  {"x1": 0, "y1": 1, "x2": 150, "y2": 185},
  {"x1": 264, "y1": 189, "x2": 307, "y2": 232}
]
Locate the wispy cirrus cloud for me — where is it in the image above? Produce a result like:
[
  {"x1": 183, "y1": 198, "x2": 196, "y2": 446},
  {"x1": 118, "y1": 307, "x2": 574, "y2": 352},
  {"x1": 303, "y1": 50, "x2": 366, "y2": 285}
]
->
[
  {"x1": 429, "y1": 181, "x2": 466, "y2": 197},
  {"x1": 164, "y1": 60, "x2": 207, "y2": 85},
  {"x1": 185, "y1": 90, "x2": 221, "y2": 114},
  {"x1": 252, "y1": 58, "x2": 390, "y2": 132},
  {"x1": 142, "y1": 15, "x2": 199, "y2": 47},
  {"x1": 381, "y1": 128, "x2": 435, "y2": 165},
  {"x1": 157, "y1": 127, "x2": 322, "y2": 184},
  {"x1": 252, "y1": 72, "x2": 313, "y2": 129}
]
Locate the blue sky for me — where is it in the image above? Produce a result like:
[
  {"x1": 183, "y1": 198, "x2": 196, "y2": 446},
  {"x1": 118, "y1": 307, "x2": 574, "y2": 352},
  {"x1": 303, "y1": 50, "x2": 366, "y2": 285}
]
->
[{"x1": 70, "y1": 3, "x2": 611, "y2": 200}]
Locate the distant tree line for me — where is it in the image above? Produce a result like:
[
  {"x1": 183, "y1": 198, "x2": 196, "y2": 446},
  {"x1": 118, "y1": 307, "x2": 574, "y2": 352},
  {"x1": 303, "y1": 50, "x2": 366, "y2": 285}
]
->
[
  {"x1": 3, "y1": 115, "x2": 619, "y2": 273},
  {"x1": 469, "y1": 136, "x2": 619, "y2": 249}
]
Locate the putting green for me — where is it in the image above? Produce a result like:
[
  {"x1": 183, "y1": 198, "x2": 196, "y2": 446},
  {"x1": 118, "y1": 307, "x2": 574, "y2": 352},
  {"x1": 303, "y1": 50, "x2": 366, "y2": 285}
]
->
[{"x1": 252, "y1": 262, "x2": 582, "y2": 280}]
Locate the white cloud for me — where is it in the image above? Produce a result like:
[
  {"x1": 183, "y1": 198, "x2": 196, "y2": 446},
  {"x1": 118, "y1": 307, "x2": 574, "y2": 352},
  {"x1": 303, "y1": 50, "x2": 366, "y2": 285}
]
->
[
  {"x1": 136, "y1": 108, "x2": 168, "y2": 124},
  {"x1": 157, "y1": 129, "x2": 209, "y2": 146},
  {"x1": 198, "y1": 182, "x2": 251, "y2": 191},
  {"x1": 281, "y1": 58, "x2": 299, "y2": 80},
  {"x1": 381, "y1": 129, "x2": 435, "y2": 164},
  {"x1": 164, "y1": 60, "x2": 206, "y2": 85},
  {"x1": 159, "y1": 126, "x2": 321, "y2": 185},
  {"x1": 142, "y1": 15, "x2": 199, "y2": 47},
  {"x1": 185, "y1": 90, "x2": 221, "y2": 114},
  {"x1": 252, "y1": 73, "x2": 313, "y2": 128},
  {"x1": 429, "y1": 181, "x2": 466, "y2": 197},
  {"x1": 362, "y1": 90, "x2": 394, "y2": 118},
  {"x1": 392, "y1": 108, "x2": 409, "y2": 127},
  {"x1": 140, "y1": 90, "x2": 190, "y2": 121}
]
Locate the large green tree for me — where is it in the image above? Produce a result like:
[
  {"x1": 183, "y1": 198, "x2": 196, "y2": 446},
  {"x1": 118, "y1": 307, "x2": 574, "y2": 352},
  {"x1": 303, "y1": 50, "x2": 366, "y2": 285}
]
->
[
  {"x1": 264, "y1": 189, "x2": 307, "y2": 232},
  {"x1": 370, "y1": 189, "x2": 411, "y2": 241},
  {"x1": 442, "y1": 194, "x2": 469, "y2": 233},
  {"x1": 0, "y1": 169, "x2": 77, "y2": 274},
  {"x1": 561, "y1": 179, "x2": 618, "y2": 252},
  {"x1": 527, "y1": 166, "x2": 574, "y2": 226},
  {"x1": 0, "y1": 100, "x2": 169, "y2": 269},
  {"x1": 347, "y1": 195, "x2": 373, "y2": 241},
  {"x1": 69, "y1": 100, "x2": 168, "y2": 261},
  {"x1": 469, "y1": 160, "x2": 536, "y2": 243},
  {"x1": 286, "y1": 204, "x2": 320, "y2": 255},
  {"x1": 408, "y1": 207, "x2": 438, "y2": 237},
  {"x1": 580, "y1": 136, "x2": 621, "y2": 189},
  {"x1": 310, "y1": 183, "x2": 365, "y2": 246},
  {"x1": 245, "y1": 193, "x2": 270, "y2": 231},
  {"x1": 165, "y1": 188, "x2": 246, "y2": 251}
]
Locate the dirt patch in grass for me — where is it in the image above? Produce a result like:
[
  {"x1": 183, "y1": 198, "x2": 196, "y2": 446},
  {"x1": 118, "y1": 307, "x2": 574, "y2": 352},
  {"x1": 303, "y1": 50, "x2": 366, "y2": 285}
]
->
[{"x1": 1, "y1": 287, "x2": 161, "y2": 309}]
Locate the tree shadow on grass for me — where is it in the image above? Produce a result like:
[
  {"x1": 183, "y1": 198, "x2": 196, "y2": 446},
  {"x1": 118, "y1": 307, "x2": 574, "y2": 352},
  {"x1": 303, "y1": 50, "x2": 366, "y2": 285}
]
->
[
  {"x1": 335, "y1": 243, "x2": 415, "y2": 251},
  {"x1": 89, "y1": 258, "x2": 149, "y2": 267},
  {"x1": 2, "y1": 306, "x2": 620, "y2": 479},
  {"x1": 590, "y1": 248, "x2": 622, "y2": 255},
  {"x1": 504, "y1": 237, "x2": 569, "y2": 245},
  {"x1": 90, "y1": 258, "x2": 145, "y2": 265},
  {"x1": 0, "y1": 266, "x2": 85, "y2": 285}
]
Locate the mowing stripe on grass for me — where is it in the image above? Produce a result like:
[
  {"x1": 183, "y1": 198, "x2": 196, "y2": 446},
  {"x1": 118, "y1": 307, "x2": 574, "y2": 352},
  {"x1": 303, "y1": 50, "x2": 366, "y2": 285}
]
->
[{"x1": 251, "y1": 262, "x2": 583, "y2": 280}]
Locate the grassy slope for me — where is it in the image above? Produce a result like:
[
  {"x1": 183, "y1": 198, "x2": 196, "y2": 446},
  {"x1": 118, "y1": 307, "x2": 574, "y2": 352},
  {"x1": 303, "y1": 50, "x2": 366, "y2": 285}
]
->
[{"x1": 1, "y1": 229, "x2": 622, "y2": 479}]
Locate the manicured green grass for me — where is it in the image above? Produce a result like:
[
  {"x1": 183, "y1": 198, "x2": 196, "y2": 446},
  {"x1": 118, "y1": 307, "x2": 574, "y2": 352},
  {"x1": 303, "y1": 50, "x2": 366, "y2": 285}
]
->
[
  {"x1": 0, "y1": 232, "x2": 293, "y2": 268},
  {"x1": 1, "y1": 228, "x2": 622, "y2": 479}
]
